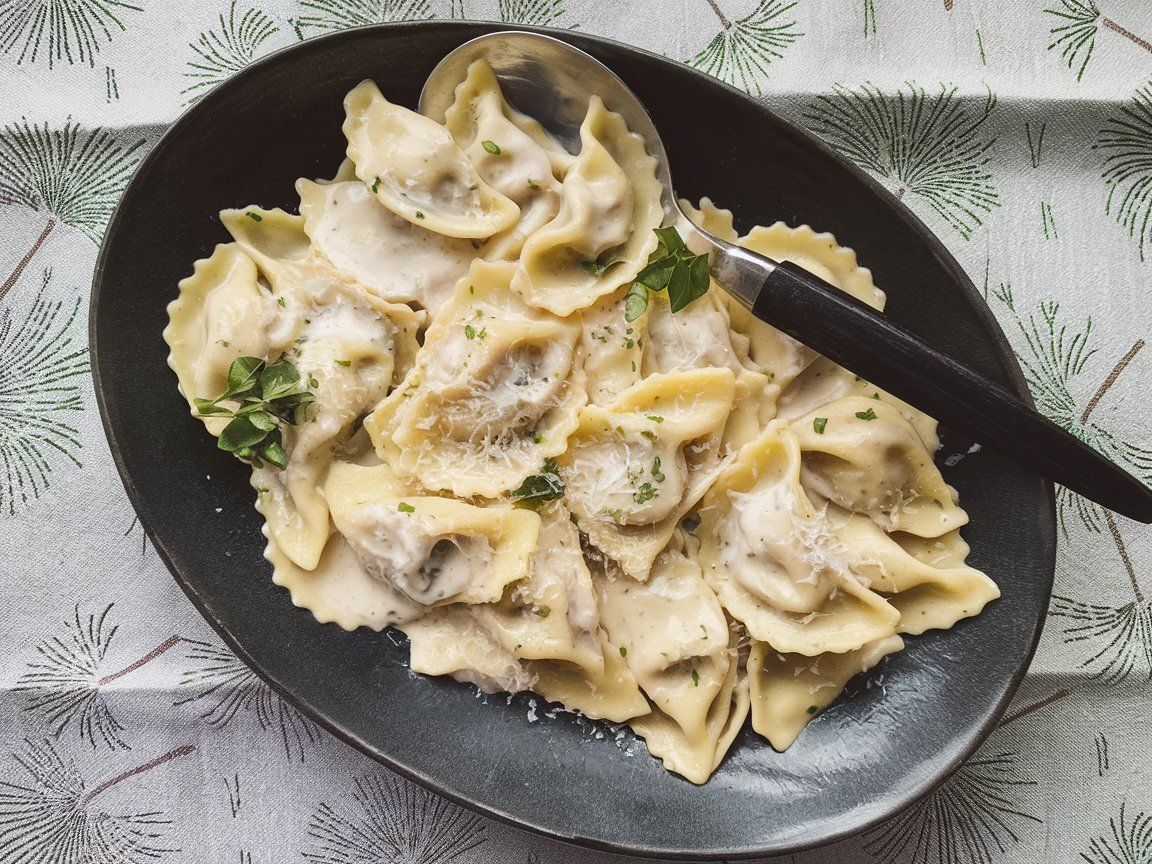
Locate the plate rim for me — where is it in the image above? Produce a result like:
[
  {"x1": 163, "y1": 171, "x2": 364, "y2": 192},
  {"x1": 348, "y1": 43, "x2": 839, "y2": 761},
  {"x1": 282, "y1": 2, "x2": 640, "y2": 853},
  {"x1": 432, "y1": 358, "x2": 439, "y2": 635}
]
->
[{"x1": 89, "y1": 19, "x2": 1057, "y2": 860}]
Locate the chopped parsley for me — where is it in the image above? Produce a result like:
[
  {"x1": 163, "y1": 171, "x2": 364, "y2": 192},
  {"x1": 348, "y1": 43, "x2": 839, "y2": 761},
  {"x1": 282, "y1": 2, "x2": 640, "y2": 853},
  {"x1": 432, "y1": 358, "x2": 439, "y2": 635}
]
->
[
  {"x1": 691, "y1": 668, "x2": 700, "y2": 687},
  {"x1": 633, "y1": 482, "x2": 657, "y2": 505},
  {"x1": 646, "y1": 415, "x2": 664, "y2": 423},
  {"x1": 700, "y1": 624, "x2": 708, "y2": 639},
  {"x1": 619, "y1": 646, "x2": 628, "y2": 658},
  {"x1": 481, "y1": 140, "x2": 502, "y2": 155},
  {"x1": 397, "y1": 502, "x2": 415, "y2": 513},
  {"x1": 652, "y1": 456, "x2": 665, "y2": 482},
  {"x1": 245, "y1": 211, "x2": 262, "y2": 222},
  {"x1": 532, "y1": 433, "x2": 545, "y2": 444},
  {"x1": 415, "y1": 211, "x2": 425, "y2": 219},
  {"x1": 370, "y1": 177, "x2": 380, "y2": 194},
  {"x1": 527, "y1": 178, "x2": 541, "y2": 191},
  {"x1": 334, "y1": 359, "x2": 351, "y2": 367},
  {"x1": 855, "y1": 408, "x2": 878, "y2": 421},
  {"x1": 533, "y1": 604, "x2": 551, "y2": 618},
  {"x1": 813, "y1": 417, "x2": 828, "y2": 434}
]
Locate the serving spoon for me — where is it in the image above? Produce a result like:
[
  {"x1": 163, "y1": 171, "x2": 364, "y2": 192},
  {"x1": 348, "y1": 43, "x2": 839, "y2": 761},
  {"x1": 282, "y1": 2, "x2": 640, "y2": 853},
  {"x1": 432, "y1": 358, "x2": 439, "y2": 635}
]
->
[{"x1": 420, "y1": 30, "x2": 1152, "y2": 524}]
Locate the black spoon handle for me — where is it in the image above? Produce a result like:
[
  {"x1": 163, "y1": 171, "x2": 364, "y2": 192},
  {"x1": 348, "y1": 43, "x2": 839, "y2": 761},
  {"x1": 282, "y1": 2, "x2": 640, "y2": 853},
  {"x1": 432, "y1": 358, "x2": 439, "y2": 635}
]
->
[{"x1": 752, "y1": 259, "x2": 1152, "y2": 524}]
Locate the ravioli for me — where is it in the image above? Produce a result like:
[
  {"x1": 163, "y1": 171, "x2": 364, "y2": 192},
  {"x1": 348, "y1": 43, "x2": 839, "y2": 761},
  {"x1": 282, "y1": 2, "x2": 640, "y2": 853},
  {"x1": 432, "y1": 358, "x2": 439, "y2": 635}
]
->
[{"x1": 512, "y1": 97, "x2": 663, "y2": 316}]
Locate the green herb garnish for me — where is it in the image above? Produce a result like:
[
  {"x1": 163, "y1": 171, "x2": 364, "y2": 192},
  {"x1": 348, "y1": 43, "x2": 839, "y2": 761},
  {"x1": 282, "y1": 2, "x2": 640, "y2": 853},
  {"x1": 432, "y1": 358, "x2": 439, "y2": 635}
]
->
[
  {"x1": 370, "y1": 177, "x2": 380, "y2": 194},
  {"x1": 397, "y1": 502, "x2": 415, "y2": 513},
  {"x1": 581, "y1": 259, "x2": 618, "y2": 277},
  {"x1": 245, "y1": 211, "x2": 262, "y2": 222},
  {"x1": 646, "y1": 415, "x2": 664, "y2": 423},
  {"x1": 633, "y1": 482, "x2": 657, "y2": 505},
  {"x1": 691, "y1": 668, "x2": 700, "y2": 687},
  {"x1": 334, "y1": 359, "x2": 351, "y2": 367},
  {"x1": 623, "y1": 281, "x2": 650, "y2": 322},
  {"x1": 813, "y1": 417, "x2": 827, "y2": 434},
  {"x1": 624, "y1": 226, "x2": 711, "y2": 320},
  {"x1": 481, "y1": 140, "x2": 502, "y2": 155},
  {"x1": 619, "y1": 646, "x2": 628, "y2": 658},
  {"x1": 527, "y1": 178, "x2": 541, "y2": 191},
  {"x1": 415, "y1": 211, "x2": 425, "y2": 219},
  {"x1": 855, "y1": 408, "x2": 878, "y2": 421},
  {"x1": 512, "y1": 457, "x2": 565, "y2": 508},
  {"x1": 193, "y1": 356, "x2": 315, "y2": 468},
  {"x1": 464, "y1": 324, "x2": 476, "y2": 340},
  {"x1": 652, "y1": 456, "x2": 665, "y2": 482},
  {"x1": 533, "y1": 604, "x2": 551, "y2": 618},
  {"x1": 276, "y1": 297, "x2": 286, "y2": 308}
]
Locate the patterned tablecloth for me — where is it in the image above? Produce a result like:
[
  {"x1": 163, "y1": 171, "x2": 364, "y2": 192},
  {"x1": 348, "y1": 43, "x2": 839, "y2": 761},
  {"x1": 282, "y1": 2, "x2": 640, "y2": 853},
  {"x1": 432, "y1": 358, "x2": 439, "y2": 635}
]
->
[{"x1": 3, "y1": 0, "x2": 1152, "y2": 861}]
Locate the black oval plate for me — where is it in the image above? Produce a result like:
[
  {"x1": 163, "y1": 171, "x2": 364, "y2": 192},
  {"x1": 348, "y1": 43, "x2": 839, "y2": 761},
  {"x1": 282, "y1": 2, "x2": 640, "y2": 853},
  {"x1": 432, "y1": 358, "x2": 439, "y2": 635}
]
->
[{"x1": 91, "y1": 21, "x2": 1056, "y2": 860}]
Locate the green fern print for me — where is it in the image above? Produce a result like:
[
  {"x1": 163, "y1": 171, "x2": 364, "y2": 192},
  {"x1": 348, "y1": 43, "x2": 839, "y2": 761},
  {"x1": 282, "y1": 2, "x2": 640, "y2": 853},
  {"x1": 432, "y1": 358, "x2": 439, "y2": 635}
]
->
[
  {"x1": 987, "y1": 283, "x2": 1152, "y2": 682},
  {"x1": 293, "y1": 0, "x2": 431, "y2": 35},
  {"x1": 182, "y1": 1, "x2": 279, "y2": 105},
  {"x1": 0, "y1": 120, "x2": 144, "y2": 301},
  {"x1": 805, "y1": 82, "x2": 999, "y2": 240},
  {"x1": 0, "y1": 270, "x2": 88, "y2": 517},
  {"x1": 689, "y1": 0, "x2": 803, "y2": 97},
  {"x1": 1099, "y1": 81, "x2": 1152, "y2": 262},
  {"x1": 498, "y1": 0, "x2": 565, "y2": 26},
  {"x1": 987, "y1": 282, "x2": 1151, "y2": 535},
  {"x1": 0, "y1": 0, "x2": 141, "y2": 68},
  {"x1": 1045, "y1": 0, "x2": 1152, "y2": 82}
]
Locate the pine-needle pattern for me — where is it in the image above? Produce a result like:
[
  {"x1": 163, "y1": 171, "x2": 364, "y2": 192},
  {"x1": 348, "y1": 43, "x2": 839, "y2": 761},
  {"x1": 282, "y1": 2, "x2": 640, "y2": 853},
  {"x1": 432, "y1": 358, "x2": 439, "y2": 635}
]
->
[
  {"x1": 1080, "y1": 803, "x2": 1152, "y2": 864},
  {"x1": 689, "y1": 0, "x2": 802, "y2": 97},
  {"x1": 987, "y1": 283, "x2": 1152, "y2": 681},
  {"x1": 176, "y1": 639, "x2": 322, "y2": 761},
  {"x1": 0, "y1": 270, "x2": 87, "y2": 515},
  {"x1": 15, "y1": 603, "x2": 184, "y2": 750},
  {"x1": 182, "y1": 1, "x2": 279, "y2": 104},
  {"x1": 804, "y1": 81, "x2": 999, "y2": 239},
  {"x1": 0, "y1": 120, "x2": 144, "y2": 298},
  {"x1": 1045, "y1": 1, "x2": 1152, "y2": 82},
  {"x1": 0, "y1": 738, "x2": 190, "y2": 864},
  {"x1": 863, "y1": 752, "x2": 1040, "y2": 864},
  {"x1": 303, "y1": 773, "x2": 486, "y2": 864},
  {"x1": 0, "y1": 0, "x2": 141, "y2": 68},
  {"x1": 498, "y1": 0, "x2": 564, "y2": 26},
  {"x1": 294, "y1": 0, "x2": 432, "y2": 35},
  {"x1": 1098, "y1": 81, "x2": 1152, "y2": 262},
  {"x1": 987, "y1": 282, "x2": 1152, "y2": 534}
]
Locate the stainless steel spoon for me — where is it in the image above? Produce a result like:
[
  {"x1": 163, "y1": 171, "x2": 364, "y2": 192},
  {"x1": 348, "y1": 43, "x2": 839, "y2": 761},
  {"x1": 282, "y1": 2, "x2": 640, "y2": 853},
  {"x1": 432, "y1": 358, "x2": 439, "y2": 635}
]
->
[{"x1": 420, "y1": 30, "x2": 1152, "y2": 524}]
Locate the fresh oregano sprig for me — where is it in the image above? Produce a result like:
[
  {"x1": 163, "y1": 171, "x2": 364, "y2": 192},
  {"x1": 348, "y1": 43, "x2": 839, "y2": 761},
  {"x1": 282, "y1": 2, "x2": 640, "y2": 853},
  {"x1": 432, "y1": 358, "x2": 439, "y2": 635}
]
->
[
  {"x1": 193, "y1": 356, "x2": 315, "y2": 468},
  {"x1": 624, "y1": 226, "x2": 711, "y2": 322}
]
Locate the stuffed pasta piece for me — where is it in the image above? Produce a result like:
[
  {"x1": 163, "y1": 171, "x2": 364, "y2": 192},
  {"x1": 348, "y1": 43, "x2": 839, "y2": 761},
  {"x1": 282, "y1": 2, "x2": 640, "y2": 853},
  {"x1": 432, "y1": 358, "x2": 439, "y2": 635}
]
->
[
  {"x1": 343, "y1": 79, "x2": 520, "y2": 239},
  {"x1": 513, "y1": 96, "x2": 663, "y2": 316},
  {"x1": 443, "y1": 60, "x2": 569, "y2": 261},
  {"x1": 595, "y1": 536, "x2": 749, "y2": 784},
  {"x1": 402, "y1": 503, "x2": 651, "y2": 723},
  {"x1": 366, "y1": 259, "x2": 586, "y2": 499},
  {"x1": 561, "y1": 368, "x2": 735, "y2": 580}
]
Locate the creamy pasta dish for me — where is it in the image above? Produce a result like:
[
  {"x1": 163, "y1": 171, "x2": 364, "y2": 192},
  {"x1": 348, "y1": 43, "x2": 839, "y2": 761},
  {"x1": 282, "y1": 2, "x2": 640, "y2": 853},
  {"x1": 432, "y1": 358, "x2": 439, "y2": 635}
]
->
[{"x1": 164, "y1": 60, "x2": 1000, "y2": 784}]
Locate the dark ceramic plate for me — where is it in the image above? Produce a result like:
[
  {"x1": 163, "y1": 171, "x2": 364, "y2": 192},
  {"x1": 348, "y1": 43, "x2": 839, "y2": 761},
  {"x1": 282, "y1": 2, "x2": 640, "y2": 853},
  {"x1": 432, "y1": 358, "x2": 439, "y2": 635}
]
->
[{"x1": 91, "y1": 21, "x2": 1056, "y2": 860}]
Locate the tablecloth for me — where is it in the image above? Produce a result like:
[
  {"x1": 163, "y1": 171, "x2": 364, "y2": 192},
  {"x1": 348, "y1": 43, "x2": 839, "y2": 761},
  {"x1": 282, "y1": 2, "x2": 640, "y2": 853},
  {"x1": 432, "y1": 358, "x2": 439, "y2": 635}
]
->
[{"x1": 2, "y1": 1, "x2": 1151, "y2": 861}]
